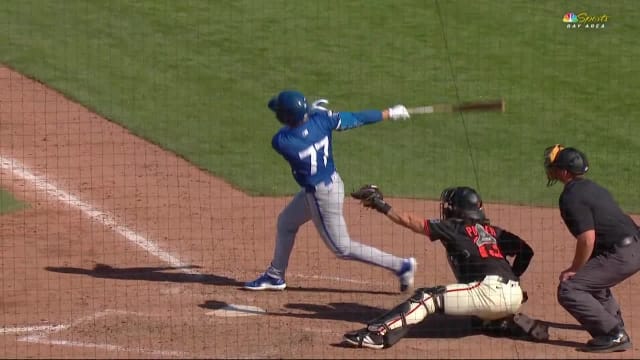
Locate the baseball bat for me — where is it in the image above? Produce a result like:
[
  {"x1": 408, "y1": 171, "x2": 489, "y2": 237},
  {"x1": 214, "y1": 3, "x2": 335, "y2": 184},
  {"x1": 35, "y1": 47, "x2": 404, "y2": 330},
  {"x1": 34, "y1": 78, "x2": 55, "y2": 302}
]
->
[{"x1": 407, "y1": 98, "x2": 505, "y2": 115}]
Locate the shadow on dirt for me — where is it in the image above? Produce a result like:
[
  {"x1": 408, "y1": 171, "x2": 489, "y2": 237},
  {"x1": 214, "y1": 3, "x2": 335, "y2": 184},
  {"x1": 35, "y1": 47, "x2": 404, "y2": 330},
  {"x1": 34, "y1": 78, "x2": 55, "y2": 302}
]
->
[
  {"x1": 200, "y1": 300, "x2": 387, "y2": 323},
  {"x1": 45, "y1": 264, "x2": 244, "y2": 286},
  {"x1": 538, "y1": 320, "x2": 583, "y2": 331},
  {"x1": 45, "y1": 264, "x2": 396, "y2": 295},
  {"x1": 406, "y1": 315, "x2": 584, "y2": 348},
  {"x1": 248, "y1": 301, "x2": 586, "y2": 349}
]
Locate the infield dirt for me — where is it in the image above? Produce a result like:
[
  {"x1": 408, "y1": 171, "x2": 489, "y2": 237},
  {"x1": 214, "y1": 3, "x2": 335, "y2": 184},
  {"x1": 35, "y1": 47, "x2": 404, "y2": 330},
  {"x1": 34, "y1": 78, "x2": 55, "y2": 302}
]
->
[{"x1": 1, "y1": 66, "x2": 638, "y2": 358}]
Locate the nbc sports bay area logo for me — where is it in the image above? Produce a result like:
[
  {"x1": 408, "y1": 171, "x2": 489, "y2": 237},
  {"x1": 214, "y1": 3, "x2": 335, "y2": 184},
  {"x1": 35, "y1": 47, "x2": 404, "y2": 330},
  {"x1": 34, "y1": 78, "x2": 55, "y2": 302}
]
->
[{"x1": 563, "y1": 12, "x2": 608, "y2": 29}]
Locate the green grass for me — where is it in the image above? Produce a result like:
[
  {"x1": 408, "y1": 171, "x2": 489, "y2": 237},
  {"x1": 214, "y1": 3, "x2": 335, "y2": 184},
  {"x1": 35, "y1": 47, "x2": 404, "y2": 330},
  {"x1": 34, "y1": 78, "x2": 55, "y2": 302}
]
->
[
  {"x1": 1, "y1": 1, "x2": 638, "y2": 210},
  {"x1": 0, "y1": 189, "x2": 26, "y2": 214}
]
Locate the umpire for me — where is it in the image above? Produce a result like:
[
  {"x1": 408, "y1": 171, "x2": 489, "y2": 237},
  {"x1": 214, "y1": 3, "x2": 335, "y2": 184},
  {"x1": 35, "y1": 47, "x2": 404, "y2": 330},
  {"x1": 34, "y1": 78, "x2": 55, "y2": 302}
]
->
[{"x1": 544, "y1": 144, "x2": 640, "y2": 353}]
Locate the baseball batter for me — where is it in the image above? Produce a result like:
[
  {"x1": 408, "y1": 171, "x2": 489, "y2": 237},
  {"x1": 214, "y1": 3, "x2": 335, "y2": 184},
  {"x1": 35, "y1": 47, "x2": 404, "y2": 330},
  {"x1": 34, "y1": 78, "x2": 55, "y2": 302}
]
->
[
  {"x1": 244, "y1": 90, "x2": 416, "y2": 292},
  {"x1": 343, "y1": 185, "x2": 538, "y2": 349}
]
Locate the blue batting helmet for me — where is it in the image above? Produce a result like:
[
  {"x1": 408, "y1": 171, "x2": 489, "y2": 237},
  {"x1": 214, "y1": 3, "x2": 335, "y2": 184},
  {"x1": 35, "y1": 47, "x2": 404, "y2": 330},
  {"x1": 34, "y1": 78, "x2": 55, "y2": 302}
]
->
[{"x1": 268, "y1": 90, "x2": 308, "y2": 126}]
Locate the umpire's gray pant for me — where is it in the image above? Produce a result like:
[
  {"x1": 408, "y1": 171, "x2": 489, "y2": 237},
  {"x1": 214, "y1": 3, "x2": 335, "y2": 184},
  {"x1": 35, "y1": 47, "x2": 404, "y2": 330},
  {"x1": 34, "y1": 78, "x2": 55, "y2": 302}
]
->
[{"x1": 557, "y1": 238, "x2": 640, "y2": 337}]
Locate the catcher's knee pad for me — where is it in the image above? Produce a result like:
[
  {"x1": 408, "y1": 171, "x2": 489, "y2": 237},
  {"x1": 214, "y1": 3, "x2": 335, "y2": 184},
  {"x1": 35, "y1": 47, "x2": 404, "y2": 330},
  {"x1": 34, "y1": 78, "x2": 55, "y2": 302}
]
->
[
  {"x1": 412, "y1": 286, "x2": 446, "y2": 314},
  {"x1": 370, "y1": 285, "x2": 445, "y2": 330}
]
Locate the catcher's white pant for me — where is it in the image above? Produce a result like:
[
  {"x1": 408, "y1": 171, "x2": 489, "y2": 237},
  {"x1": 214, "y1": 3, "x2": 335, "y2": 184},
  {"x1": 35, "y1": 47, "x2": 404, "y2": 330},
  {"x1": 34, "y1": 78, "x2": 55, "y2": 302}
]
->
[{"x1": 383, "y1": 275, "x2": 524, "y2": 332}]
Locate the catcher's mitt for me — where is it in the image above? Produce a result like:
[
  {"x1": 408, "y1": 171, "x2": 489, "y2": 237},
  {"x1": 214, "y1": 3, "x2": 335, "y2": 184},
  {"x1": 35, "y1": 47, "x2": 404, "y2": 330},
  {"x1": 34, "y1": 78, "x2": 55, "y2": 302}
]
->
[{"x1": 351, "y1": 184, "x2": 391, "y2": 214}]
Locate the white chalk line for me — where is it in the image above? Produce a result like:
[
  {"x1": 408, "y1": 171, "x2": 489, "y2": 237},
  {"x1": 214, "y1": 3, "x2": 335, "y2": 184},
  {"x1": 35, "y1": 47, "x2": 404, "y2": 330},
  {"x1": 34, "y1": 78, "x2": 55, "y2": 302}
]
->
[
  {"x1": 0, "y1": 156, "x2": 201, "y2": 276},
  {"x1": 291, "y1": 273, "x2": 374, "y2": 285},
  {"x1": 15, "y1": 309, "x2": 190, "y2": 357},
  {"x1": 0, "y1": 155, "x2": 383, "y2": 356},
  {"x1": 0, "y1": 155, "x2": 376, "y2": 287},
  {"x1": 16, "y1": 309, "x2": 127, "y2": 341},
  {"x1": 0, "y1": 324, "x2": 68, "y2": 334},
  {"x1": 21, "y1": 338, "x2": 189, "y2": 358},
  {"x1": 300, "y1": 326, "x2": 342, "y2": 335}
]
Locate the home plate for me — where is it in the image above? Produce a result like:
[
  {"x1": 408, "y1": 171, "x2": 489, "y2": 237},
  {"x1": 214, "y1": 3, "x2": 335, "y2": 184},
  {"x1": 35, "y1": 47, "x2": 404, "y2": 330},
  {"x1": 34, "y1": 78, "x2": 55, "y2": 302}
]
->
[{"x1": 205, "y1": 304, "x2": 266, "y2": 317}]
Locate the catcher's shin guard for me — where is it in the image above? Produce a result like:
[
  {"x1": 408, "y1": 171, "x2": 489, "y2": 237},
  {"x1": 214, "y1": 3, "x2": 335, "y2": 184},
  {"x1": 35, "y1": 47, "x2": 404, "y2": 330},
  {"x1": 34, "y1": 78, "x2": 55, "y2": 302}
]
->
[{"x1": 367, "y1": 286, "x2": 446, "y2": 347}]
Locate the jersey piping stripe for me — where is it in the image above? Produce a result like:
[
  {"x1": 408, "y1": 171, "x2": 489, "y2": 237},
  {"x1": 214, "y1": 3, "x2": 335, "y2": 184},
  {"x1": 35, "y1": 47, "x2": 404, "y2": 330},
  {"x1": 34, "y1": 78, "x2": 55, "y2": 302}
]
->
[
  {"x1": 308, "y1": 192, "x2": 382, "y2": 268},
  {"x1": 309, "y1": 193, "x2": 340, "y2": 254},
  {"x1": 423, "y1": 220, "x2": 431, "y2": 237},
  {"x1": 386, "y1": 281, "x2": 483, "y2": 329}
]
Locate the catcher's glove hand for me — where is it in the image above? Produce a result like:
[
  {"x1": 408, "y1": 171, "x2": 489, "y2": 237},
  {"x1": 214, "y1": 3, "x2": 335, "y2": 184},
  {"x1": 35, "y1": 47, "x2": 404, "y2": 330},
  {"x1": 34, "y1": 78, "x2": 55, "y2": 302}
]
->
[{"x1": 351, "y1": 184, "x2": 392, "y2": 214}]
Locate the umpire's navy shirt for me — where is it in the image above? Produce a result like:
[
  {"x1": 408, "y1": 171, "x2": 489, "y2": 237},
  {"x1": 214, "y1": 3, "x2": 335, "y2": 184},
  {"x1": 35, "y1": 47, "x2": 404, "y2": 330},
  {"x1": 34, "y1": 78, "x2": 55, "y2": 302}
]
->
[{"x1": 559, "y1": 177, "x2": 639, "y2": 256}]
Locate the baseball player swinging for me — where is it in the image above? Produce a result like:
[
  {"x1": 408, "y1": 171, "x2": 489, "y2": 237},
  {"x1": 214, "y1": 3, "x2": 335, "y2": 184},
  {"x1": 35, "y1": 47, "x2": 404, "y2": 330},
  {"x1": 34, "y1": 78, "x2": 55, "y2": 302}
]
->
[
  {"x1": 244, "y1": 90, "x2": 416, "y2": 292},
  {"x1": 343, "y1": 185, "x2": 548, "y2": 349}
]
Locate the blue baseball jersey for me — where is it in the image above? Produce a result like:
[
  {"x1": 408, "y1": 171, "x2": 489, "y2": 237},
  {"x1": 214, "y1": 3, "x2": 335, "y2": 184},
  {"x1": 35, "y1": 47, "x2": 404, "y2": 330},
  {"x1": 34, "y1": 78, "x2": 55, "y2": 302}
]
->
[{"x1": 272, "y1": 110, "x2": 383, "y2": 188}]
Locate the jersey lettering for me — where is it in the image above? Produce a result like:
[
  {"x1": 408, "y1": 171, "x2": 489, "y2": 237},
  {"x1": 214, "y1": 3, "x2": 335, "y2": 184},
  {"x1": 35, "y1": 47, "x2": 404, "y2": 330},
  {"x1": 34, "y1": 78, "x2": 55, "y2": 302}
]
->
[
  {"x1": 298, "y1": 136, "x2": 329, "y2": 175},
  {"x1": 464, "y1": 224, "x2": 504, "y2": 259}
]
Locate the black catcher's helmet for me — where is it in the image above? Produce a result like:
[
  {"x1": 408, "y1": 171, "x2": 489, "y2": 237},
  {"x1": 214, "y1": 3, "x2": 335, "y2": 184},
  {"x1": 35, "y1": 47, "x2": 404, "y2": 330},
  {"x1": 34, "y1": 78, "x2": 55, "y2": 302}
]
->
[
  {"x1": 440, "y1": 186, "x2": 486, "y2": 223},
  {"x1": 544, "y1": 144, "x2": 589, "y2": 186}
]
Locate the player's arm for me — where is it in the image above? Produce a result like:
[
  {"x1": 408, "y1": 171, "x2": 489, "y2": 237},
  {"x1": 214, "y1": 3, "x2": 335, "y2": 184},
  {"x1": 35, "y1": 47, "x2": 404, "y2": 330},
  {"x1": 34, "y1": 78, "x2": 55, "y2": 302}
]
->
[
  {"x1": 350, "y1": 185, "x2": 431, "y2": 237},
  {"x1": 567, "y1": 230, "x2": 596, "y2": 271},
  {"x1": 385, "y1": 208, "x2": 428, "y2": 235},
  {"x1": 560, "y1": 196, "x2": 595, "y2": 273},
  {"x1": 271, "y1": 132, "x2": 284, "y2": 154},
  {"x1": 335, "y1": 106, "x2": 410, "y2": 131},
  {"x1": 335, "y1": 110, "x2": 383, "y2": 131},
  {"x1": 497, "y1": 230, "x2": 534, "y2": 277}
]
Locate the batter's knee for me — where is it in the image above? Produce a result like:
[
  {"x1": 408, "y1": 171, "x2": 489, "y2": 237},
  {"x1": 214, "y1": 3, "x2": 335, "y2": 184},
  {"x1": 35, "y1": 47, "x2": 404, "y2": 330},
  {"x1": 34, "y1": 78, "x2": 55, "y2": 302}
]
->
[
  {"x1": 330, "y1": 246, "x2": 350, "y2": 259},
  {"x1": 276, "y1": 213, "x2": 300, "y2": 234},
  {"x1": 328, "y1": 241, "x2": 353, "y2": 259}
]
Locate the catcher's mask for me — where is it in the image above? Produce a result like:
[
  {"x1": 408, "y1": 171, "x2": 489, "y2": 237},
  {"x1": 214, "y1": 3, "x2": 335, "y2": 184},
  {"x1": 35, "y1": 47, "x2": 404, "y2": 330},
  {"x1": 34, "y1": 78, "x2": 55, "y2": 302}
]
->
[
  {"x1": 268, "y1": 90, "x2": 308, "y2": 126},
  {"x1": 440, "y1": 186, "x2": 486, "y2": 223},
  {"x1": 544, "y1": 144, "x2": 589, "y2": 186}
]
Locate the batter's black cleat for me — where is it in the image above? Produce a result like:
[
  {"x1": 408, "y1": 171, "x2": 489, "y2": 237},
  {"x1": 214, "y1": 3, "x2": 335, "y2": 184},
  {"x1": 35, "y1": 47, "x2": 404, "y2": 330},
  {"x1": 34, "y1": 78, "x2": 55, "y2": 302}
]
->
[
  {"x1": 581, "y1": 326, "x2": 631, "y2": 353},
  {"x1": 342, "y1": 328, "x2": 384, "y2": 350}
]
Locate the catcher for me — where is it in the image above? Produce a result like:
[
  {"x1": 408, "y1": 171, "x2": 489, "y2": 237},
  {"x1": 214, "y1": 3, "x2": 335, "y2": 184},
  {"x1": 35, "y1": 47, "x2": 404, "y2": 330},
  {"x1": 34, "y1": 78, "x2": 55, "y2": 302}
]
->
[{"x1": 343, "y1": 185, "x2": 547, "y2": 349}]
